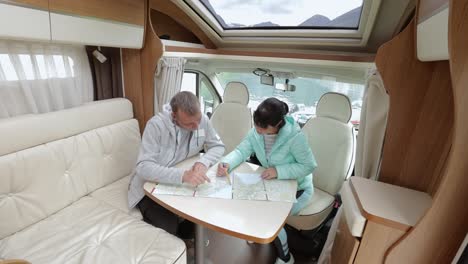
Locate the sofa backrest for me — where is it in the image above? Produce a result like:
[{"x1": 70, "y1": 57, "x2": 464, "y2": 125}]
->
[{"x1": 0, "y1": 98, "x2": 141, "y2": 239}]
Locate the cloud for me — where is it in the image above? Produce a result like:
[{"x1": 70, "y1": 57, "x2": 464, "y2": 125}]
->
[
  {"x1": 262, "y1": 3, "x2": 293, "y2": 14},
  {"x1": 219, "y1": 0, "x2": 257, "y2": 9},
  {"x1": 218, "y1": 0, "x2": 294, "y2": 13}
]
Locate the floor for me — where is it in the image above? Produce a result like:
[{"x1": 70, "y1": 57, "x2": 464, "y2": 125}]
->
[{"x1": 186, "y1": 227, "x2": 321, "y2": 264}]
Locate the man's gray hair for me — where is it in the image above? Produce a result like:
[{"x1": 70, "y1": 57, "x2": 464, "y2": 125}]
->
[{"x1": 170, "y1": 91, "x2": 201, "y2": 115}]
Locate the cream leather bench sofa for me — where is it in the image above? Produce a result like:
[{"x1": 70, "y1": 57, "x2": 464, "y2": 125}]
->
[{"x1": 0, "y1": 99, "x2": 186, "y2": 264}]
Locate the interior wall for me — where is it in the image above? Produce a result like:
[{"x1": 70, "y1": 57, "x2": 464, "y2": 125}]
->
[
  {"x1": 122, "y1": 0, "x2": 163, "y2": 132},
  {"x1": 121, "y1": 49, "x2": 145, "y2": 132},
  {"x1": 151, "y1": 9, "x2": 201, "y2": 44},
  {"x1": 384, "y1": 0, "x2": 468, "y2": 262},
  {"x1": 9, "y1": 0, "x2": 49, "y2": 9},
  {"x1": 149, "y1": 0, "x2": 216, "y2": 48},
  {"x1": 375, "y1": 19, "x2": 453, "y2": 196}
]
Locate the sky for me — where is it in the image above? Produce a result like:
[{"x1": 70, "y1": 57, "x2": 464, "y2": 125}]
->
[{"x1": 208, "y1": 0, "x2": 363, "y2": 26}]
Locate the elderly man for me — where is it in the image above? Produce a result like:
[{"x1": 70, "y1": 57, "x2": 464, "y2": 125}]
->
[{"x1": 128, "y1": 91, "x2": 225, "y2": 237}]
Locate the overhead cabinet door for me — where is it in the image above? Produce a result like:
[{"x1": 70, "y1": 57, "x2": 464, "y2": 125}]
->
[
  {"x1": 49, "y1": 0, "x2": 145, "y2": 48},
  {"x1": 0, "y1": 1, "x2": 51, "y2": 41}
]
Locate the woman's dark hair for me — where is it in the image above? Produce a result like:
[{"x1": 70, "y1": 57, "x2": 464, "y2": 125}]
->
[{"x1": 253, "y1": 98, "x2": 289, "y2": 129}]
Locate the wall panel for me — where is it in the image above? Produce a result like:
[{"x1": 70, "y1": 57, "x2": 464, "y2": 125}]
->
[
  {"x1": 385, "y1": 0, "x2": 468, "y2": 262},
  {"x1": 376, "y1": 20, "x2": 453, "y2": 195}
]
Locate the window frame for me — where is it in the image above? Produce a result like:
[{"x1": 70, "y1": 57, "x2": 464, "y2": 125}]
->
[
  {"x1": 199, "y1": 0, "x2": 362, "y2": 31},
  {"x1": 183, "y1": 70, "x2": 222, "y2": 114},
  {"x1": 177, "y1": 0, "x2": 382, "y2": 47}
]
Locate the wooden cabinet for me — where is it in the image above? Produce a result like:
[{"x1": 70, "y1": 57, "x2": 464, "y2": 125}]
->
[
  {"x1": 0, "y1": 2, "x2": 50, "y2": 41},
  {"x1": 5, "y1": 0, "x2": 48, "y2": 9},
  {"x1": 331, "y1": 177, "x2": 432, "y2": 263},
  {"x1": 331, "y1": 212, "x2": 360, "y2": 264},
  {"x1": 48, "y1": 0, "x2": 144, "y2": 48},
  {"x1": 353, "y1": 221, "x2": 405, "y2": 263},
  {"x1": 49, "y1": 0, "x2": 144, "y2": 26},
  {"x1": 0, "y1": 0, "x2": 145, "y2": 48}
]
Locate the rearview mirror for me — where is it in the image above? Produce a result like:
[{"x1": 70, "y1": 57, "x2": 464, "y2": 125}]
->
[{"x1": 261, "y1": 74, "x2": 274, "y2": 86}]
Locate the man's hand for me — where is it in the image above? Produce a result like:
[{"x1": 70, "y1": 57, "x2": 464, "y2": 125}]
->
[
  {"x1": 183, "y1": 169, "x2": 210, "y2": 186},
  {"x1": 261, "y1": 167, "x2": 278, "y2": 180},
  {"x1": 192, "y1": 162, "x2": 208, "y2": 175}
]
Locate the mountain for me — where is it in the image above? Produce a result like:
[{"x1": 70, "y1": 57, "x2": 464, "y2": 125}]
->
[
  {"x1": 201, "y1": 0, "x2": 361, "y2": 29},
  {"x1": 299, "y1": 15, "x2": 331, "y2": 27},
  {"x1": 200, "y1": 0, "x2": 228, "y2": 28},
  {"x1": 253, "y1": 21, "x2": 280, "y2": 27},
  {"x1": 327, "y1": 6, "x2": 362, "y2": 28},
  {"x1": 298, "y1": 6, "x2": 361, "y2": 28},
  {"x1": 229, "y1": 23, "x2": 246, "y2": 28}
]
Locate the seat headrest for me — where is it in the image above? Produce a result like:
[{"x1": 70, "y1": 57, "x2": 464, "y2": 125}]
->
[
  {"x1": 316, "y1": 92, "x2": 352, "y2": 123},
  {"x1": 224, "y1": 82, "x2": 249, "y2": 105}
]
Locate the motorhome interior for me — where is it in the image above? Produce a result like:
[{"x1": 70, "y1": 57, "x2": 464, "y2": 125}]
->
[{"x1": 0, "y1": 0, "x2": 467, "y2": 264}]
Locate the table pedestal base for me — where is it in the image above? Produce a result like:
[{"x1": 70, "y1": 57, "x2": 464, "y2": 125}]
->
[{"x1": 195, "y1": 224, "x2": 211, "y2": 264}]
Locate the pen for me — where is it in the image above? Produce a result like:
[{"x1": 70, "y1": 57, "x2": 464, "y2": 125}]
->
[{"x1": 222, "y1": 162, "x2": 231, "y2": 185}]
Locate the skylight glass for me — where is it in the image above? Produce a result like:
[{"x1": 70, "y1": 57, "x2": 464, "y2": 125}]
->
[{"x1": 199, "y1": 0, "x2": 363, "y2": 29}]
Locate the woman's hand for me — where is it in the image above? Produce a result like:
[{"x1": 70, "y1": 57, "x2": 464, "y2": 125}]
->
[
  {"x1": 261, "y1": 167, "x2": 277, "y2": 180},
  {"x1": 217, "y1": 163, "x2": 229, "y2": 177}
]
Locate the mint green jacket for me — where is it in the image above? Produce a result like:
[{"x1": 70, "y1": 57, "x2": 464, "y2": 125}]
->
[{"x1": 221, "y1": 116, "x2": 317, "y2": 191}]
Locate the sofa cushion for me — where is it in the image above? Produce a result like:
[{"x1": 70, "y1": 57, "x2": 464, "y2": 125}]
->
[
  {"x1": 0, "y1": 98, "x2": 134, "y2": 157},
  {"x1": 89, "y1": 175, "x2": 142, "y2": 219},
  {"x1": 0, "y1": 197, "x2": 186, "y2": 264},
  {"x1": 0, "y1": 117, "x2": 140, "y2": 239}
]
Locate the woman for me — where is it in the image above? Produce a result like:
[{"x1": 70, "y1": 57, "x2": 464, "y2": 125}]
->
[{"x1": 217, "y1": 97, "x2": 317, "y2": 264}]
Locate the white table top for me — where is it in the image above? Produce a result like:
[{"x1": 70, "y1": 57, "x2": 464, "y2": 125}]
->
[
  {"x1": 350, "y1": 177, "x2": 432, "y2": 231},
  {"x1": 144, "y1": 156, "x2": 297, "y2": 243}
]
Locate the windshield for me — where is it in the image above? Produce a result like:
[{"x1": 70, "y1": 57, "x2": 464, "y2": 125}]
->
[{"x1": 216, "y1": 72, "x2": 364, "y2": 128}]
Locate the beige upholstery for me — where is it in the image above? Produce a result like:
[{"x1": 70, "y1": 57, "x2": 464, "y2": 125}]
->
[
  {"x1": 286, "y1": 188, "x2": 335, "y2": 230},
  {"x1": 0, "y1": 99, "x2": 186, "y2": 263},
  {"x1": 89, "y1": 175, "x2": 143, "y2": 219},
  {"x1": 287, "y1": 93, "x2": 356, "y2": 230},
  {"x1": 340, "y1": 180, "x2": 366, "y2": 237},
  {"x1": 0, "y1": 197, "x2": 186, "y2": 264},
  {"x1": 0, "y1": 98, "x2": 133, "y2": 157},
  {"x1": 222, "y1": 82, "x2": 249, "y2": 105},
  {"x1": 210, "y1": 82, "x2": 252, "y2": 153},
  {"x1": 316, "y1": 92, "x2": 352, "y2": 124}
]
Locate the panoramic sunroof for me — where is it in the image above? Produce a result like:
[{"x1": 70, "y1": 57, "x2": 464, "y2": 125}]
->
[{"x1": 199, "y1": 0, "x2": 363, "y2": 30}]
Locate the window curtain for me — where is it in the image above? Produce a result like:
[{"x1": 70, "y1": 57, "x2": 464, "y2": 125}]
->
[
  {"x1": 154, "y1": 57, "x2": 187, "y2": 113},
  {"x1": 354, "y1": 70, "x2": 389, "y2": 180},
  {"x1": 85, "y1": 46, "x2": 123, "y2": 100},
  {"x1": 0, "y1": 40, "x2": 93, "y2": 118}
]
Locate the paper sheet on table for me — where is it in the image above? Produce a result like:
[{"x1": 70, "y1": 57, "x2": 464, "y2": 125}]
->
[
  {"x1": 233, "y1": 173, "x2": 263, "y2": 185},
  {"x1": 195, "y1": 170, "x2": 233, "y2": 199},
  {"x1": 264, "y1": 179, "x2": 297, "y2": 203},
  {"x1": 232, "y1": 172, "x2": 267, "y2": 201},
  {"x1": 152, "y1": 170, "x2": 295, "y2": 202},
  {"x1": 153, "y1": 183, "x2": 195, "y2": 196}
]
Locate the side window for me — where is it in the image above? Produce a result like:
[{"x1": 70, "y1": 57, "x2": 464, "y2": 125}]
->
[
  {"x1": 200, "y1": 75, "x2": 220, "y2": 117},
  {"x1": 181, "y1": 72, "x2": 197, "y2": 94},
  {"x1": 181, "y1": 71, "x2": 220, "y2": 118}
]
